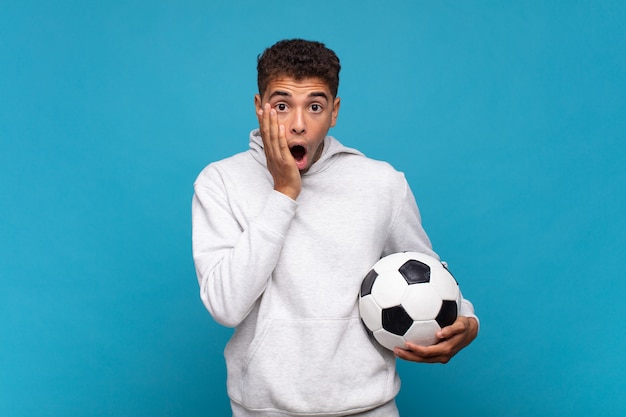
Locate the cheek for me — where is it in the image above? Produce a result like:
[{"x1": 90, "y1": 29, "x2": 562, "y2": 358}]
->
[
  {"x1": 313, "y1": 116, "x2": 333, "y2": 132},
  {"x1": 312, "y1": 137, "x2": 326, "y2": 155}
]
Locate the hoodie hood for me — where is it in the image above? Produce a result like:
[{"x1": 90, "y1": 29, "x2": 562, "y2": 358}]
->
[{"x1": 248, "y1": 129, "x2": 363, "y2": 176}]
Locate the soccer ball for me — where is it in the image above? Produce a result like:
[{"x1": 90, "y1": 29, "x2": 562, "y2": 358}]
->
[{"x1": 359, "y1": 252, "x2": 461, "y2": 350}]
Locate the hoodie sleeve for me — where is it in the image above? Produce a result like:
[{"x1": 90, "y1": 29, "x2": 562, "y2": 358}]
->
[
  {"x1": 383, "y1": 174, "x2": 438, "y2": 259},
  {"x1": 385, "y1": 175, "x2": 479, "y2": 326},
  {"x1": 192, "y1": 166, "x2": 297, "y2": 327}
]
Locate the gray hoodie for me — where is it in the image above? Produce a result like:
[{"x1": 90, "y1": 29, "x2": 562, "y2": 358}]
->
[{"x1": 192, "y1": 130, "x2": 476, "y2": 416}]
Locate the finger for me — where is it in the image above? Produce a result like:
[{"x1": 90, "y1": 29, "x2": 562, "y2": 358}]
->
[
  {"x1": 435, "y1": 316, "x2": 464, "y2": 339},
  {"x1": 393, "y1": 347, "x2": 423, "y2": 362},
  {"x1": 269, "y1": 106, "x2": 279, "y2": 148},
  {"x1": 405, "y1": 339, "x2": 456, "y2": 359},
  {"x1": 279, "y1": 122, "x2": 294, "y2": 162},
  {"x1": 261, "y1": 104, "x2": 278, "y2": 162},
  {"x1": 278, "y1": 124, "x2": 290, "y2": 159},
  {"x1": 438, "y1": 316, "x2": 470, "y2": 339},
  {"x1": 267, "y1": 108, "x2": 291, "y2": 164},
  {"x1": 258, "y1": 105, "x2": 270, "y2": 145},
  {"x1": 394, "y1": 346, "x2": 449, "y2": 364}
]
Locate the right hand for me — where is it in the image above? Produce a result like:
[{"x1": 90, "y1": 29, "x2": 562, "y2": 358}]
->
[{"x1": 257, "y1": 103, "x2": 302, "y2": 200}]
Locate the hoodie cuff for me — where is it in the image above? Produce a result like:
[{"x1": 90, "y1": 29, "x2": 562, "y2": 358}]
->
[{"x1": 253, "y1": 190, "x2": 298, "y2": 239}]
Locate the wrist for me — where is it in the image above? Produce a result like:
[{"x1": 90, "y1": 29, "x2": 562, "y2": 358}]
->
[{"x1": 275, "y1": 185, "x2": 300, "y2": 200}]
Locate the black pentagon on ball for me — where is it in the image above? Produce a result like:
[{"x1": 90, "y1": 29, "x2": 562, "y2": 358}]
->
[
  {"x1": 435, "y1": 300, "x2": 458, "y2": 328},
  {"x1": 381, "y1": 305, "x2": 414, "y2": 335},
  {"x1": 360, "y1": 269, "x2": 378, "y2": 297},
  {"x1": 399, "y1": 259, "x2": 431, "y2": 284}
]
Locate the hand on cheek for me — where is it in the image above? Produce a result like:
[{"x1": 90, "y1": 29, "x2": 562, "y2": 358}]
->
[{"x1": 258, "y1": 103, "x2": 302, "y2": 200}]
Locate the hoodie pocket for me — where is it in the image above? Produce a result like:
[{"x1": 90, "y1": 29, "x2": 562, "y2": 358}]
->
[{"x1": 240, "y1": 317, "x2": 394, "y2": 414}]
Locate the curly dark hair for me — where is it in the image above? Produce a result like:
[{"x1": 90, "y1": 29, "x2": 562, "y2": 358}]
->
[{"x1": 257, "y1": 39, "x2": 341, "y2": 98}]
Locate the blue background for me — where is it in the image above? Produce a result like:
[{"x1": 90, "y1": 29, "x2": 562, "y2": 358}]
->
[{"x1": 1, "y1": 1, "x2": 625, "y2": 416}]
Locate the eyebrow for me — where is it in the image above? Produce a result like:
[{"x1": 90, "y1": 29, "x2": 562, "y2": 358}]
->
[{"x1": 269, "y1": 90, "x2": 329, "y2": 101}]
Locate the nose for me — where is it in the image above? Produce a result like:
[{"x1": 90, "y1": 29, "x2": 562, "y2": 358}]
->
[{"x1": 290, "y1": 109, "x2": 306, "y2": 135}]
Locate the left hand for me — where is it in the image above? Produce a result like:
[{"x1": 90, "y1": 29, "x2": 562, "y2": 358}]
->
[
  {"x1": 257, "y1": 103, "x2": 302, "y2": 200},
  {"x1": 394, "y1": 316, "x2": 478, "y2": 364}
]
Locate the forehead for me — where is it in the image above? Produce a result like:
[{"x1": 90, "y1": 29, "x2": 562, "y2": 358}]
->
[{"x1": 263, "y1": 76, "x2": 333, "y2": 101}]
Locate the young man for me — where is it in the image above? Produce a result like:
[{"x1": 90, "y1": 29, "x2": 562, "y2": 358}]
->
[{"x1": 192, "y1": 39, "x2": 479, "y2": 416}]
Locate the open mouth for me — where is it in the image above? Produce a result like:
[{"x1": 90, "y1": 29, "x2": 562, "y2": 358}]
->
[{"x1": 290, "y1": 145, "x2": 306, "y2": 162}]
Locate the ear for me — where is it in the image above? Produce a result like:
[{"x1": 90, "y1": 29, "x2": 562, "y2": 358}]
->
[
  {"x1": 254, "y1": 94, "x2": 262, "y2": 122},
  {"x1": 330, "y1": 97, "x2": 341, "y2": 127}
]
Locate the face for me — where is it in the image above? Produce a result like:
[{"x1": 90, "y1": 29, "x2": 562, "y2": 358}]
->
[{"x1": 255, "y1": 77, "x2": 340, "y2": 173}]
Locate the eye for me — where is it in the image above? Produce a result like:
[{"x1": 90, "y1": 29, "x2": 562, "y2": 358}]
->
[
  {"x1": 309, "y1": 103, "x2": 323, "y2": 113},
  {"x1": 275, "y1": 103, "x2": 288, "y2": 112}
]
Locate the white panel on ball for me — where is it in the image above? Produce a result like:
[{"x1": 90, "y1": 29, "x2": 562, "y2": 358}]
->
[
  {"x1": 370, "y1": 271, "x2": 408, "y2": 309},
  {"x1": 401, "y1": 284, "x2": 442, "y2": 320},
  {"x1": 429, "y1": 267, "x2": 459, "y2": 300},
  {"x1": 373, "y1": 329, "x2": 406, "y2": 351},
  {"x1": 374, "y1": 252, "x2": 410, "y2": 273},
  {"x1": 358, "y1": 295, "x2": 383, "y2": 331},
  {"x1": 404, "y1": 320, "x2": 442, "y2": 346}
]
